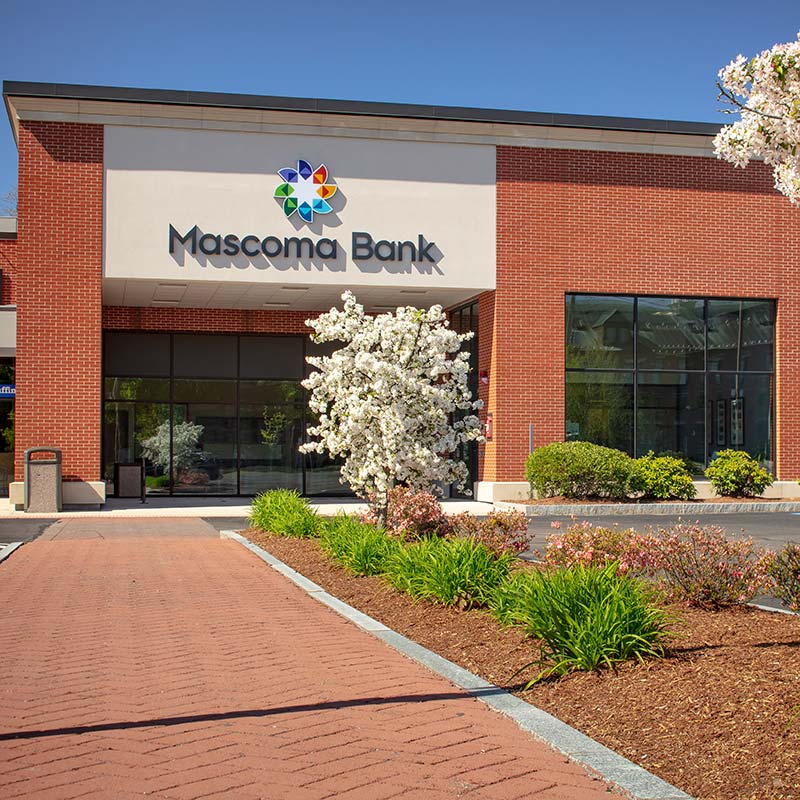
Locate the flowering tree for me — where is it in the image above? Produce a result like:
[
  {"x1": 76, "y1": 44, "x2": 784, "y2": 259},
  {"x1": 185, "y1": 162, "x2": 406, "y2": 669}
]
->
[
  {"x1": 714, "y1": 32, "x2": 800, "y2": 203},
  {"x1": 301, "y1": 291, "x2": 483, "y2": 524}
]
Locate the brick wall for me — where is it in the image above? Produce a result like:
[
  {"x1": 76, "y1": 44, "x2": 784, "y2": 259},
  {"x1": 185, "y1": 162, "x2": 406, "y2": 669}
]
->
[
  {"x1": 491, "y1": 146, "x2": 800, "y2": 481},
  {"x1": 103, "y1": 306, "x2": 312, "y2": 334},
  {"x1": 16, "y1": 121, "x2": 103, "y2": 481},
  {"x1": 0, "y1": 237, "x2": 17, "y2": 305}
]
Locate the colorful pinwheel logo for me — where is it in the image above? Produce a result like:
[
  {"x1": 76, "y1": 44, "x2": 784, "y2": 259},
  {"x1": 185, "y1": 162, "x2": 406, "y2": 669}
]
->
[{"x1": 274, "y1": 159, "x2": 338, "y2": 223}]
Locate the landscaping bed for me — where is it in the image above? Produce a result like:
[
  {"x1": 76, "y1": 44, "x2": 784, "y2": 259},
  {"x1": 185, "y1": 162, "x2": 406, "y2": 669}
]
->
[{"x1": 245, "y1": 527, "x2": 800, "y2": 800}]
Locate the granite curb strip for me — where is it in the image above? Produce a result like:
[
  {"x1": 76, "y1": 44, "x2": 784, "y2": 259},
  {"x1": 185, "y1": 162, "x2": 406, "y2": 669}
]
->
[
  {"x1": 221, "y1": 529, "x2": 692, "y2": 800},
  {"x1": 0, "y1": 541, "x2": 23, "y2": 564},
  {"x1": 495, "y1": 499, "x2": 800, "y2": 516}
]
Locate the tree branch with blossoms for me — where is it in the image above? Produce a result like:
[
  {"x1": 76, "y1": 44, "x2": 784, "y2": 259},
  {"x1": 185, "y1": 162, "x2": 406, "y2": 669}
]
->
[
  {"x1": 713, "y1": 32, "x2": 800, "y2": 203},
  {"x1": 300, "y1": 291, "x2": 484, "y2": 526}
]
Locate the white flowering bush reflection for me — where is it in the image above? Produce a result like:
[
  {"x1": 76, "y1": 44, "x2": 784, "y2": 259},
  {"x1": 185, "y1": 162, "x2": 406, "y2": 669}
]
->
[{"x1": 300, "y1": 291, "x2": 483, "y2": 524}]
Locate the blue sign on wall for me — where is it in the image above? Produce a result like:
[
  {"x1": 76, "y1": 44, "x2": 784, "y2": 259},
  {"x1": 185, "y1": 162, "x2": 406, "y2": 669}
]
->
[{"x1": 0, "y1": 385, "x2": 15, "y2": 398}]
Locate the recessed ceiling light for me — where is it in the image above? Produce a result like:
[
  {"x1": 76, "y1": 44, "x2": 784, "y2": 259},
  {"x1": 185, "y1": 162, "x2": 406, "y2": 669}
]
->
[
  {"x1": 263, "y1": 302, "x2": 291, "y2": 308},
  {"x1": 400, "y1": 289, "x2": 427, "y2": 294},
  {"x1": 279, "y1": 286, "x2": 310, "y2": 291}
]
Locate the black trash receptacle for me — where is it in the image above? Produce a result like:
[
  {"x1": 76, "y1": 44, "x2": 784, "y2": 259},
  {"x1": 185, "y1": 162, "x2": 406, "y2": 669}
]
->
[{"x1": 114, "y1": 462, "x2": 144, "y2": 498}]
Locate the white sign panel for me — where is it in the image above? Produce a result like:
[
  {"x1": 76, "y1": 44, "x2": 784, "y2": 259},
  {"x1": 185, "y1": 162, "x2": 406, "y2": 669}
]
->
[{"x1": 103, "y1": 125, "x2": 496, "y2": 292}]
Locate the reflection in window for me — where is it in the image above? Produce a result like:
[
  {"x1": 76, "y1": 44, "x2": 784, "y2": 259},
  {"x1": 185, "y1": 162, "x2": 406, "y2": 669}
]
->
[
  {"x1": 707, "y1": 373, "x2": 774, "y2": 472},
  {"x1": 566, "y1": 372, "x2": 633, "y2": 453},
  {"x1": 239, "y1": 403, "x2": 303, "y2": 494},
  {"x1": 637, "y1": 297, "x2": 704, "y2": 372},
  {"x1": 566, "y1": 294, "x2": 634, "y2": 369},
  {"x1": 707, "y1": 299, "x2": 774, "y2": 372}
]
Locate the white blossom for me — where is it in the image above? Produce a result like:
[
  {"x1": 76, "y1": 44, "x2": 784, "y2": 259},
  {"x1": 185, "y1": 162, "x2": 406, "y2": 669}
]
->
[
  {"x1": 300, "y1": 291, "x2": 484, "y2": 519},
  {"x1": 714, "y1": 32, "x2": 800, "y2": 203}
]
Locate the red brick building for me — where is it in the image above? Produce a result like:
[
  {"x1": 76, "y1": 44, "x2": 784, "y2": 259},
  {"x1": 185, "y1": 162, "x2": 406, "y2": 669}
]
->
[{"x1": 1, "y1": 81, "x2": 795, "y2": 507}]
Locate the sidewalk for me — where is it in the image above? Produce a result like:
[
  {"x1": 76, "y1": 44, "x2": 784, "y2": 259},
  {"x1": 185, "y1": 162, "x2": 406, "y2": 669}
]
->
[
  {"x1": 0, "y1": 522, "x2": 622, "y2": 799},
  {"x1": 0, "y1": 496, "x2": 493, "y2": 519}
]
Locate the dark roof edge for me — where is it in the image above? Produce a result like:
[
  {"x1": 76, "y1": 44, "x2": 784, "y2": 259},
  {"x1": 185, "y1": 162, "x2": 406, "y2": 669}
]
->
[{"x1": 2, "y1": 80, "x2": 722, "y2": 137}]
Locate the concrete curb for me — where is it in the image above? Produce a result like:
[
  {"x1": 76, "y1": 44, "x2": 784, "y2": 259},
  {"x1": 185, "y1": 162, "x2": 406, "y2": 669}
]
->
[
  {"x1": 221, "y1": 529, "x2": 692, "y2": 800},
  {"x1": 496, "y1": 499, "x2": 800, "y2": 516},
  {"x1": 0, "y1": 541, "x2": 23, "y2": 564}
]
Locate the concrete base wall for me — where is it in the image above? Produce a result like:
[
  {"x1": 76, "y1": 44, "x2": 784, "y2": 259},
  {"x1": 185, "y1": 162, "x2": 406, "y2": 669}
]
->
[
  {"x1": 474, "y1": 481, "x2": 530, "y2": 503},
  {"x1": 477, "y1": 480, "x2": 800, "y2": 503},
  {"x1": 9, "y1": 480, "x2": 106, "y2": 511}
]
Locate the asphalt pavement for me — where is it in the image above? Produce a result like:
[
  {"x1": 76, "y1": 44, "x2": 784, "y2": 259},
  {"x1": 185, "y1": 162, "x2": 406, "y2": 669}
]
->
[{"x1": 1, "y1": 510, "x2": 799, "y2": 553}]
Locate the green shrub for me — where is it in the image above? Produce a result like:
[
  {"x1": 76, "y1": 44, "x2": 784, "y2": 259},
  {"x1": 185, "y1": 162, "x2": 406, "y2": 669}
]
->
[
  {"x1": 767, "y1": 544, "x2": 800, "y2": 612},
  {"x1": 630, "y1": 452, "x2": 696, "y2": 500},
  {"x1": 525, "y1": 441, "x2": 635, "y2": 500},
  {"x1": 249, "y1": 489, "x2": 319, "y2": 538},
  {"x1": 145, "y1": 474, "x2": 170, "y2": 489},
  {"x1": 385, "y1": 537, "x2": 512, "y2": 609},
  {"x1": 320, "y1": 515, "x2": 399, "y2": 576},
  {"x1": 503, "y1": 563, "x2": 672, "y2": 684},
  {"x1": 705, "y1": 449, "x2": 774, "y2": 497},
  {"x1": 656, "y1": 450, "x2": 704, "y2": 476}
]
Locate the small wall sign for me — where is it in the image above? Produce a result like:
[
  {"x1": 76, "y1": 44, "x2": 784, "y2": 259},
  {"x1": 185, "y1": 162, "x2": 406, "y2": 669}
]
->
[{"x1": 0, "y1": 385, "x2": 15, "y2": 398}]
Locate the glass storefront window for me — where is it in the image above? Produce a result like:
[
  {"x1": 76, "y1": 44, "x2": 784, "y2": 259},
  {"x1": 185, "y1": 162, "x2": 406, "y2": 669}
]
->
[
  {"x1": 103, "y1": 401, "x2": 171, "y2": 494},
  {"x1": 102, "y1": 332, "x2": 353, "y2": 496},
  {"x1": 636, "y1": 372, "x2": 706, "y2": 470},
  {"x1": 707, "y1": 372, "x2": 774, "y2": 472},
  {"x1": 104, "y1": 377, "x2": 170, "y2": 403},
  {"x1": 566, "y1": 371, "x2": 633, "y2": 454},
  {"x1": 239, "y1": 380, "x2": 303, "y2": 405},
  {"x1": 173, "y1": 379, "x2": 236, "y2": 404},
  {"x1": 239, "y1": 403, "x2": 303, "y2": 495},
  {"x1": 566, "y1": 294, "x2": 634, "y2": 369},
  {"x1": 565, "y1": 294, "x2": 775, "y2": 468}
]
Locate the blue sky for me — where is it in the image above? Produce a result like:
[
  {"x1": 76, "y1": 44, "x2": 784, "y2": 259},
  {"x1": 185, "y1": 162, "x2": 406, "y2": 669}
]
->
[{"x1": 0, "y1": 1, "x2": 798, "y2": 198}]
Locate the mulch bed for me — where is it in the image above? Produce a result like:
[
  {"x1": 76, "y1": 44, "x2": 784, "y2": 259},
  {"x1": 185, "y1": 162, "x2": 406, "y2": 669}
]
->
[{"x1": 244, "y1": 529, "x2": 800, "y2": 800}]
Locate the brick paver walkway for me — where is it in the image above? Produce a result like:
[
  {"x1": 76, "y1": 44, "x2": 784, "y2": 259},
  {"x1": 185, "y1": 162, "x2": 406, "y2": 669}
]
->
[{"x1": 0, "y1": 525, "x2": 624, "y2": 799}]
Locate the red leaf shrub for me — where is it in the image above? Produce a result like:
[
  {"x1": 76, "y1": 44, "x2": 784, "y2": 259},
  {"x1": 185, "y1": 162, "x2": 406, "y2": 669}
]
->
[
  {"x1": 542, "y1": 521, "x2": 649, "y2": 575},
  {"x1": 362, "y1": 486, "x2": 450, "y2": 539},
  {"x1": 768, "y1": 543, "x2": 800, "y2": 611},
  {"x1": 448, "y1": 510, "x2": 529, "y2": 557},
  {"x1": 543, "y1": 521, "x2": 771, "y2": 608},
  {"x1": 641, "y1": 523, "x2": 772, "y2": 608}
]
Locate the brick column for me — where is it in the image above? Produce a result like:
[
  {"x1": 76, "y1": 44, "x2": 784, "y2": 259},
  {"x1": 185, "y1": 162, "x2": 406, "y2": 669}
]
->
[{"x1": 16, "y1": 121, "x2": 103, "y2": 482}]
